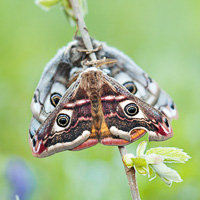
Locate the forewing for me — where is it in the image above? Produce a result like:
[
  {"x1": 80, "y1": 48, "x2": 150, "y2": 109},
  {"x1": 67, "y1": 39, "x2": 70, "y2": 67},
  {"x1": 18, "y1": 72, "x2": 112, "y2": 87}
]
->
[
  {"x1": 99, "y1": 74, "x2": 173, "y2": 145},
  {"x1": 30, "y1": 81, "x2": 97, "y2": 158},
  {"x1": 93, "y1": 40, "x2": 178, "y2": 120}
]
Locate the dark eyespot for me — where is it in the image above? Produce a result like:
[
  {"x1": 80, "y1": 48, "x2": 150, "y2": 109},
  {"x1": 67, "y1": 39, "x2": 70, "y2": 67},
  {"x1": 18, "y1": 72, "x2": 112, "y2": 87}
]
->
[
  {"x1": 164, "y1": 118, "x2": 169, "y2": 128},
  {"x1": 50, "y1": 93, "x2": 62, "y2": 107},
  {"x1": 170, "y1": 102, "x2": 175, "y2": 110},
  {"x1": 123, "y1": 81, "x2": 137, "y2": 94},
  {"x1": 33, "y1": 94, "x2": 37, "y2": 103},
  {"x1": 29, "y1": 131, "x2": 34, "y2": 139},
  {"x1": 32, "y1": 138, "x2": 36, "y2": 147},
  {"x1": 57, "y1": 114, "x2": 70, "y2": 127},
  {"x1": 124, "y1": 103, "x2": 139, "y2": 116},
  {"x1": 148, "y1": 77, "x2": 152, "y2": 83}
]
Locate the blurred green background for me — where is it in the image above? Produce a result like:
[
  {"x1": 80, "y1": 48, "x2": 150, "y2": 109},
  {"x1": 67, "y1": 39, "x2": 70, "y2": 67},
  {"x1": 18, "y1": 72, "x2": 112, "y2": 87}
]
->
[{"x1": 0, "y1": 0, "x2": 200, "y2": 199}]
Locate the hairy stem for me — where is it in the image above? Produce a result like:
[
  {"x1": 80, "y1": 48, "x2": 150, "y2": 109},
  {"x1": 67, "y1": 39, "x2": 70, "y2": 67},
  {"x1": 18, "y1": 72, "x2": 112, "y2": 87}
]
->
[{"x1": 69, "y1": 0, "x2": 140, "y2": 199}]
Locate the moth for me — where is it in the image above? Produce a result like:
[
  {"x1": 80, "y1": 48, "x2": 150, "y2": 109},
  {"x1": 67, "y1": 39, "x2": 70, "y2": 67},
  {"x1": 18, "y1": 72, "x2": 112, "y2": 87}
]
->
[{"x1": 29, "y1": 39, "x2": 178, "y2": 157}]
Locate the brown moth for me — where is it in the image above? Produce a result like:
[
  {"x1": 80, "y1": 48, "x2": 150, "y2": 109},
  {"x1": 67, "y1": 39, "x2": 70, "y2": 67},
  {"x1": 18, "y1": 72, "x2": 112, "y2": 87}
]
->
[
  {"x1": 30, "y1": 68, "x2": 173, "y2": 157},
  {"x1": 29, "y1": 38, "x2": 177, "y2": 157}
]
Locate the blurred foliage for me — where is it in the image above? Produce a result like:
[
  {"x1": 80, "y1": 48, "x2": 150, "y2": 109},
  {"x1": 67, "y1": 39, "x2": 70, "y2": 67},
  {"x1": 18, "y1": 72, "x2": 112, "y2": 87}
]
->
[
  {"x1": 0, "y1": 0, "x2": 200, "y2": 199},
  {"x1": 35, "y1": 0, "x2": 88, "y2": 26}
]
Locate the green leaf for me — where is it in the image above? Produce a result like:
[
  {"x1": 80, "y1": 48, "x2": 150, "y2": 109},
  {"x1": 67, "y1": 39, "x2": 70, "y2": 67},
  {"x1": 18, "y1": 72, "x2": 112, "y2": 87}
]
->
[
  {"x1": 122, "y1": 153, "x2": 134, "y2": 168},
  {"x1": 35, "y1": 0, "x2": 61, "y2": 9},
  {"x1": 145, "y1": 153, "x2": 164, "y2": 165},
  {"x1": 150, "y1": 163, "x2": 183, "y2": 186},
  {"x1": 136, "y1": 141, "x2": 147, "y2": 156},
  {"x1": 134, "y1": 165, "x2": 148, "y2": 175},
  {"x1": 123, "y1": 142, "x2": 190, "y2": 186},
  {"x1": 148, "y1": 165, "x2": 154, "y2": 178},
  {"x1": 131, "y1": 157, "x2": 147, "y2": 168},
  {"x1": 131, "y1": 157, "x2": 148, "y2": 175},
  {"x1": 160, "y1": 176, "x2": 173, "y2": 186},
  {"x1": 35, "y1": 0, "x2": 88, "y2": 26},
  {"x1": 146, "y1": 147, "x2": 191, "y2": 163}
]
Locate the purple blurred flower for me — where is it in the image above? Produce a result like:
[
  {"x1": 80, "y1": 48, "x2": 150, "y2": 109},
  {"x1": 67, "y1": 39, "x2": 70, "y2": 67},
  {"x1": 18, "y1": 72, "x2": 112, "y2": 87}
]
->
[{"x1": 5, "y1": 157, "x2": 36, "y2": 200}]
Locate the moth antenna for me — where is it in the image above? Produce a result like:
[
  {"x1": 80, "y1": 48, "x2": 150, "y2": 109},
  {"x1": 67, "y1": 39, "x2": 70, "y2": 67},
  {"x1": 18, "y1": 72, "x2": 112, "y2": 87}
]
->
[
  {"x1": 96, "y1": 58, "x2": 118, "y2": 68},
  {"x1": 83, "y1": 58, "x2": 118, "y2": 68},
  {"x1": 76, "y1": 44, "x2": 103, "y2": 54}
]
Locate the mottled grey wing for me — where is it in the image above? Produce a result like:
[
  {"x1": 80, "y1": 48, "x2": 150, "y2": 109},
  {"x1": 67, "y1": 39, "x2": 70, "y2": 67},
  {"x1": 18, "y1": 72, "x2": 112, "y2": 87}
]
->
[
  {"x1": 29, "y1": 41, "x2": 78, "y2": 138},
  {"x1": 92, "y1": 40, "x2": 178, "y2": 120}
]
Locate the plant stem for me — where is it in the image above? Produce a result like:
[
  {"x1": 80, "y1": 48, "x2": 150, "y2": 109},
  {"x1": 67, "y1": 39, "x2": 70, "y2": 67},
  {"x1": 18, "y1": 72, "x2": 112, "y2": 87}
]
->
[
  {"x1": 118, "y1": 146, "x2": 141, "y2": 200},
  {"x1": 69, "y1": 0, "x2": 140, "y2": 199},
  {"x1": 69, "y1": 0, "x2": 96, "y2": 61}
]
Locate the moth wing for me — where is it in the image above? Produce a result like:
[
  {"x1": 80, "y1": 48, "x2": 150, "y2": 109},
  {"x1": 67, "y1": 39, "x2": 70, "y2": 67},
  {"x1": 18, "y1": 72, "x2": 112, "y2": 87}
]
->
[
  {"x1": 30, "y1": 80, "x2": 98, "y2": 158},
  {"x1": 112, "y1": 71, "x2": 178, "y2": 120},
  {"x1": 29, "y1": 41, "x2": 79, "y2": 145},
  {"x1": 99, "y1": 73, "x2": 173, "y2": 145},
  {"x1": 93, "y1": 40, "x2": 178, "y2": 120},
  {"x1": 29, "y1": 117, "x2": 41, "y2": 140},
  {"x1": 30, "y1": 41, "x2": 77, "y2": 123},
  {"x1": 154, "y1": 90, "x2": 178, "y2": 120}
]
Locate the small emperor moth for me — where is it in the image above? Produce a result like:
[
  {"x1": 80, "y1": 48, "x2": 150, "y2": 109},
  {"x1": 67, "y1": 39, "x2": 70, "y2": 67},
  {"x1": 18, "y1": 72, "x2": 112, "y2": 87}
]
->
[{"x1": 29, "y1": 38, "x2": 178, "y2": 157}]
